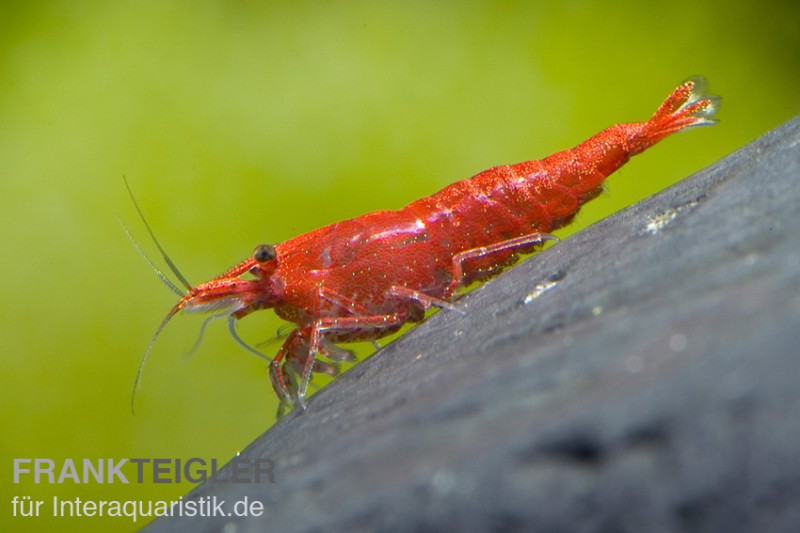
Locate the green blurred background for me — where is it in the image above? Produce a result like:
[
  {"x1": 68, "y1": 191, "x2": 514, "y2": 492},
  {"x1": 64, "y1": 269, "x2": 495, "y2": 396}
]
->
[{"x1": 2, "y1": 1, "x2": 797, "y2": 531}]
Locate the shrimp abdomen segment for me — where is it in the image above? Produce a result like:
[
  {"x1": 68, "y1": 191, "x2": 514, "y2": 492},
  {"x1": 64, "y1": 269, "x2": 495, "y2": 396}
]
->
[{"x1": 405, "y1": 77, "x2": 719, "y2": 286}]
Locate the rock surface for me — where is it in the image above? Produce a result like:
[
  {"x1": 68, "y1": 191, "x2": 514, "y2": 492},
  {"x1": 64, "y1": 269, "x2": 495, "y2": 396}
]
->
[{"x1": 142, "y1": 117, "x2": 800, "y2": 533}]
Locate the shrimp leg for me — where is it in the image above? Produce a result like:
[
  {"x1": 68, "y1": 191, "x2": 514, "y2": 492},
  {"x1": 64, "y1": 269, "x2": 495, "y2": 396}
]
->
[
  {"x1": 389, "y1": 233, "x2": 559, "y2": 310},
  {"x1": 273, "y1": 311, "x2": 410, "y2": 410},
  {"x1": 387, "y1": 286, "x2": 462, "y2": 312},
  {"x1": 269, "y1": 329, "x2": 308, "y2": 409},
  {"x1": 445, "y1": 232, "x2": 559, "y2": 297}
]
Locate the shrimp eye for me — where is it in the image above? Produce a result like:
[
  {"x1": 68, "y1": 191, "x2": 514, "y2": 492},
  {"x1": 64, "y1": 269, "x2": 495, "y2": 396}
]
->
[{"x1": 253, "y1": 244, "x2": 277, "y2": 263}]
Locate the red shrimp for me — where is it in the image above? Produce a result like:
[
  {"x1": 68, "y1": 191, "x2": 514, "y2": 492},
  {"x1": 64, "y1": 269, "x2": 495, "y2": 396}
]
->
[{"x1": 132, "y1": 77, "x2": 718, "y2": 414}]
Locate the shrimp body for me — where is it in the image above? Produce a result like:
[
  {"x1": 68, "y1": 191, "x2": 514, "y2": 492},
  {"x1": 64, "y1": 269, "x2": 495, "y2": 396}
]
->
[{"x1": 142, "y1": 78, "x2": 719, "y2": 413}]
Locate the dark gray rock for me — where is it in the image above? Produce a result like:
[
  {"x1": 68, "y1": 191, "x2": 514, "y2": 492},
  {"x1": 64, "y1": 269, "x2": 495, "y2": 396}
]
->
[{"x1": 142, "y1": 117, "x2": 800, "y2": 533}]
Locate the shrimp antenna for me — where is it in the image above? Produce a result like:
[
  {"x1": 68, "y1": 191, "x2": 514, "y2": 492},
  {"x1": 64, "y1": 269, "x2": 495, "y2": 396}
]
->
[
  {"x1": 120, "y1": 218, "x2": 184, "y2": 297},
  {"x1": 131, "y1": 302, "x2": 183, "y2": 415},
  {"x1": 123, "y1": 176, "x2": 193, "y2": 292}
]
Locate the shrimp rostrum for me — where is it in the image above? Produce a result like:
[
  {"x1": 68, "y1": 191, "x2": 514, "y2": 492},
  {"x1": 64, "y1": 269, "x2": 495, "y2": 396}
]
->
[{"x1": 132, "y1": 77, "x2": 719, "y2": 414}]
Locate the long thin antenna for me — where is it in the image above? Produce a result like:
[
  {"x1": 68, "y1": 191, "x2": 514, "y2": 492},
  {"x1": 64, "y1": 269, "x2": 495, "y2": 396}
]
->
[
  {"x1": 120, "y1": 218, "x2": 184, "y2": 297},
  {"x1": 131, "y1": 303, "x2": 183, "y2": 415},
  {"x1": 123, "y1": 176, "x2": 193, "y2": 291}
]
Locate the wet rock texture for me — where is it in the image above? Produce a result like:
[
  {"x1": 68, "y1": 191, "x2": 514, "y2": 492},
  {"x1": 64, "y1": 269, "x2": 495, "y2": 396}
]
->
[{"x1": 143, "y1": 117, "x2": 800, "y2": 533}]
